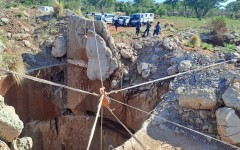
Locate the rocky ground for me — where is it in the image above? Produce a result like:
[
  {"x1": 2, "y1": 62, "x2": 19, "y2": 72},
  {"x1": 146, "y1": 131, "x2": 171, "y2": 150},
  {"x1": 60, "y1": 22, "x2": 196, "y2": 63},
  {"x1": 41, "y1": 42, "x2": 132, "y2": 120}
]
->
[{"x1": 1, "y1": 6, "x2": 240, "y2": 150}]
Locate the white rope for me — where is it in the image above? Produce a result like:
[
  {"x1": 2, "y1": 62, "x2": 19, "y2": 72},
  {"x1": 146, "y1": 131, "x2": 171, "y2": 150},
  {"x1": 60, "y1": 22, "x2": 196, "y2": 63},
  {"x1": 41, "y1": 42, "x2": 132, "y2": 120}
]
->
[
  {"x1": 92, "y1": 21, "x2": 104, "y2": 88},
  {"x1": 0, "y1": 68, "x2": 99, "y2": 97},
  {"x1": 107, "y1": 107, "x2": 147, "y2": 150},
  {"x1": 100, "y1": 105, "x2": 103, "y2": 150},
  {"x1": 109, "y1": 97, "x2": 240, "y2": 149},
  {"x1": 92, "y1": 20, "x2": 105, "y2": 149},
  {"x1": 87, "y1": 95, "x2": 104, "y2": 150},
  {"x1": 107, "y1": 60, "x2": 232, "y2": 95}
]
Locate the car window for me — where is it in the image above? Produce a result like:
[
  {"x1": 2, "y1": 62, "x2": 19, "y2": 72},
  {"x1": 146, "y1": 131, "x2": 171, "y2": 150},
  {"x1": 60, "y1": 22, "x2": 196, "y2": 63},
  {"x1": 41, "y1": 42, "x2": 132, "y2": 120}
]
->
[{"x1": 150, "y1": 14, "x2": 153, "y2": 17}]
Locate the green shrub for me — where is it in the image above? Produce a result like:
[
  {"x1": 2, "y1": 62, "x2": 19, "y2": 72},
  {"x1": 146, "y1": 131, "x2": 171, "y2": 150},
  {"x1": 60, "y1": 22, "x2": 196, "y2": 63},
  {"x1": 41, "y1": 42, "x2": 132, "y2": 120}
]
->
[
  {"x1": 208, "y1": 17, "x2": 227, "y2": 34},
  {"x1": 201, "y1": 43, "x2": 213, "y2": 50},
  {"x1": 189, "y1": 35, "x2": 201, "y2": 48},
  {"x1": 63, "y1": 0, "x2": 82, "y2": 15},
  {"x1": 52, "y1": 0, "x2": 64, "y2": 18},
  {"x1": 224, "y1": 43, "x2": 236, "y2": 52}
]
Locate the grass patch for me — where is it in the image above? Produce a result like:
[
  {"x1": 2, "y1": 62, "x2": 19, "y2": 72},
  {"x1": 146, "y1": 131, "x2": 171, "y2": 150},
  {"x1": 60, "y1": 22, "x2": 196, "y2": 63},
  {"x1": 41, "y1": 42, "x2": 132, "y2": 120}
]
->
[
  {"x1": 16, "y1": 11, "x2": 24, "y2": 18},
  {"x1": 160, "y1": 16, "x2": 240, "y2": 33},
  {"x1": 224, "y1": 43, "x2": 236, "y2": 52},
  {"x1": 201, "y1": 43, "x2": 213, "y2": 50},
  {"x1": 0, "y1": 53, "x2": 26, "y2": 85},
  {"x1": 0, "y1": 35, "x2": 9, "y2": 46}
]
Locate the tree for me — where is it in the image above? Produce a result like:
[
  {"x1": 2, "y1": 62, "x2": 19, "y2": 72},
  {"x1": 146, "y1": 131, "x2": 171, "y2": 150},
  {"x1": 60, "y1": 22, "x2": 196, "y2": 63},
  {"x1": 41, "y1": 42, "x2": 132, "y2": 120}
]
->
[
  {"x1": 133, "y1": 0, "x2": 155, "y2": 12},
  {"x1": 115, "y1": 2, "x2": 134, "y2": 15},
  {"x1": 184, "y1": 0, "x2": 227, "y2": 19},
  {"x1": 226, "y1": 1, "x2": 240, "y2": 13},
  {"x1": 164, "y1": 0, "x2": 179, "y2": 8}
]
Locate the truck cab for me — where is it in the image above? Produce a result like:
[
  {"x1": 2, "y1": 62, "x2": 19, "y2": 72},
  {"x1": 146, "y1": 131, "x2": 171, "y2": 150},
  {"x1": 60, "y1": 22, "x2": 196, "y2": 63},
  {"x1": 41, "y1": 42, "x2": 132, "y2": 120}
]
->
[{"x1": 129, "y1": 13, "x2": 154, "y2": 26}]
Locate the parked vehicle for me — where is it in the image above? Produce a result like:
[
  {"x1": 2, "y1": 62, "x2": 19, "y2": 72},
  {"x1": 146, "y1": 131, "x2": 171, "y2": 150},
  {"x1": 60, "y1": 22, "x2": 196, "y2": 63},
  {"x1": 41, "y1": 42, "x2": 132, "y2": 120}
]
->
[
  {"x1": 39, "y1": 6, "x2": 54, "y2": 13},
  {"x1": 94, "y1": 14, "x2": 105, "y2": 21},
  {"x1": 118, "y1": 16, "x2": 130, "y2": 26},
  {"x1": 104, "y1": 13, "x2": 115, "y2": 24},
  {"x1": 129, "y1": 13, "x2": 154, "y2": 26}
]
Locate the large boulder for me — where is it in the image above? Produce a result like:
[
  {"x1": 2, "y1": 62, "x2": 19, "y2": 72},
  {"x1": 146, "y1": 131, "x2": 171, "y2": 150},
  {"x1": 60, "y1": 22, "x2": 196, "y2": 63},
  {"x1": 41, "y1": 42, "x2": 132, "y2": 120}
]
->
[
  {"x1": 137, "y1": 63, "x2": 151, "y2": 78},
  {"x1": 0, "y1": 140, "x2": 10, "y2": 150},
  {"x1": 11, "y1": 137, "x2": 33, "y2": 150},
  {"x1": 167, "y1": 64, "x2": 178, "y2": 75},
  {"x1": 51, "y1": 36, "x2": 67, "y2": 57},
  {"x1": 179, "y1": 88, "x2": 217, "y2": 110},
  {"x1": 1, "y1": 18, "x2": 10, "y2": 25},
  {"x1": 0, "y1": 95, "x2": 24, "y2": 142},
  {"x1": 178, "y1": 60, "x2": 192, "y2": 72},
  {"x1": 86, "y1": 30, "x2": 118, "y2": 81},
  {"x1": 120, "y1": 48, "x2": 134, "y2": 59},
  {"x1": 222, "y1": 81, "x2": 240, "y2": 111},
  {"x1": 216, "y1": 107, "x2": 240, "y2": 144}
]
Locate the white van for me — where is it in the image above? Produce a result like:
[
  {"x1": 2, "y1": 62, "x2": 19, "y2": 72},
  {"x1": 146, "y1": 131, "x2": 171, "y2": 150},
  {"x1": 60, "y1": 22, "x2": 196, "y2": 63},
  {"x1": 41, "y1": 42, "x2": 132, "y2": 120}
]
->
[
  {"x1": 129, "y1": 13, "x2": 154, "y2": 26},
  {"x1": 39, "y1": 6, "x2": 54, "y2": 13}
]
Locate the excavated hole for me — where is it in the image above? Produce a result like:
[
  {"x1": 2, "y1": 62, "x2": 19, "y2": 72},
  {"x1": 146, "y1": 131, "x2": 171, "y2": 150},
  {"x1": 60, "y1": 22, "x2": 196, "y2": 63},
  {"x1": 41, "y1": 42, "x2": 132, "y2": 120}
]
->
[{"x1": 0, "y1": 65, "x2": 169, "y2": 150}]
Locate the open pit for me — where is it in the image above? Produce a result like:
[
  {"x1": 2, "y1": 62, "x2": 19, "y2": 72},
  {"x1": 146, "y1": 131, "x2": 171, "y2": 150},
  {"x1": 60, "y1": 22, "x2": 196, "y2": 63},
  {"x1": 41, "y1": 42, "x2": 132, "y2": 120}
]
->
[
  {"x1": 0, "y1": 61, "x2": 168, "y2": 150},
  {"x1": 0, "y1": 16, "x2": 169, "y2": 150}
]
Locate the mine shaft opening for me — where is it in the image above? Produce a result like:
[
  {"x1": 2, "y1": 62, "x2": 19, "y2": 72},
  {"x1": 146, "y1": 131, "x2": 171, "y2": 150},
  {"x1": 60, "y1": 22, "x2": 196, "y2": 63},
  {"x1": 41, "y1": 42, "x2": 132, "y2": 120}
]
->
[{"x1": 0, "y1": 64, "x2": 169, "y2": 149}]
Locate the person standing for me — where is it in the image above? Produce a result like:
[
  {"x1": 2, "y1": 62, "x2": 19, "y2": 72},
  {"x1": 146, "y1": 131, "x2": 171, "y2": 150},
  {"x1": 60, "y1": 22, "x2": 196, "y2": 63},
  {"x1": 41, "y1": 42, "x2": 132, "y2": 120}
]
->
[
  {"x1": 114, "y1": 19, "x2": 119, "y2": 31},
  {"x1": 153, "y1": 21, "x2": 161, "y2": 36},
  {"x1": 136, "y1": 20, "x2": 141, "y2": 36},
  {"x1": 144, "y1": 21, "x2": 151, "y2": 37},
  {"x1": 123, "y1": 18, "x2": 126, "y2": 27}
]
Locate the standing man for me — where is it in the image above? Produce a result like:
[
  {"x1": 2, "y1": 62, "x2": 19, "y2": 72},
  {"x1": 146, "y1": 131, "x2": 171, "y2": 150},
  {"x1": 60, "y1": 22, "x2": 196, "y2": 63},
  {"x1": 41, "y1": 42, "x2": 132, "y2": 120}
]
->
[
  {"x1": 153, "y1": 21, "x2": 161, "y2": 36},
  {"x1": 136, "y1": 20, "x2": 141, "y2": 36},
  {"x1": 114, "y1": 19, "x2": 119, "y2": 31},
  {"x1": 144, "y1": 21, "x2": 151, "y2": 37},
  {"x1": 123, "y1": 18, "x2": 126, "y2": 27}
]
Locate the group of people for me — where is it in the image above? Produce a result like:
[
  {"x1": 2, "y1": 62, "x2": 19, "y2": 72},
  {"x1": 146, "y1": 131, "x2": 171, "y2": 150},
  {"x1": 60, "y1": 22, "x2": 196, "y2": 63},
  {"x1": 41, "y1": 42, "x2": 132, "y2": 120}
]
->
[
  {"x1": 136, "y1": 20, "x2": 161, "y2": 37},
  {"x1": 113, "y1": 19, "x2": 161, "y2": 37}
]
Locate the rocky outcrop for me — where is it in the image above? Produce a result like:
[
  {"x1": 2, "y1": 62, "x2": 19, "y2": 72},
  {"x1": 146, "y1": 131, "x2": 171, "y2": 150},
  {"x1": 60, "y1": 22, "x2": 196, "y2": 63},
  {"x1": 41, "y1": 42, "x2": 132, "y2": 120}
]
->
[
  {"x1": 11, "y1": 137, "x2": 33, "y2": 150},
  {"x1": 86, "y1": 30, "x2": 118, "y2": 81},
  {"x1": 216, "y1": 107, "x2": 240, "y2": 144},
  {"x1": 178, "y1": 88, "x2": 217, "y2": 110},
  {"x1": 222, "y1": 81, "x2": 240, "y2": 111},
  {"x1": 23, "y1": 115, "x2": 127, "y2": 150},
  {"x1": 51, "y1": 35, "x2": 67, "y2": 57},
  {"x1": 0, "y1": 95, "x2": 24, "y2": 142}
]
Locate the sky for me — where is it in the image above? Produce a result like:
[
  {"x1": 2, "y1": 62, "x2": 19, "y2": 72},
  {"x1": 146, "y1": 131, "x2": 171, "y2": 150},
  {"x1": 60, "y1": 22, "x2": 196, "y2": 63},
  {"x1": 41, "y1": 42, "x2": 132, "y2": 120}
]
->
[{"x1": 117, "y1": 0, "x2": 236, "y2": 6}]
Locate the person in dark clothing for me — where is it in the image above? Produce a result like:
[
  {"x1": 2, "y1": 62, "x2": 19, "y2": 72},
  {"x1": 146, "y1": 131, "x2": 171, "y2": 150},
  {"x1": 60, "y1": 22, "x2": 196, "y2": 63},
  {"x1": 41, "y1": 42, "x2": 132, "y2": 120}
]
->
[
  {"x1": 123, "y1": 18, "x2": 126, "y2": 27},
  {"x1": 144, "y1": 21, "x2": 151, "y2": 37},
  {"x1": 153, "y1": 21, "x2": 161, "y2": 36},
  {"x1": 114, "y1": 19, "x2": 119, "y2": 31},
  {"x1": 136, "y1": 20, "x2": 141, "y2": 36}
]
